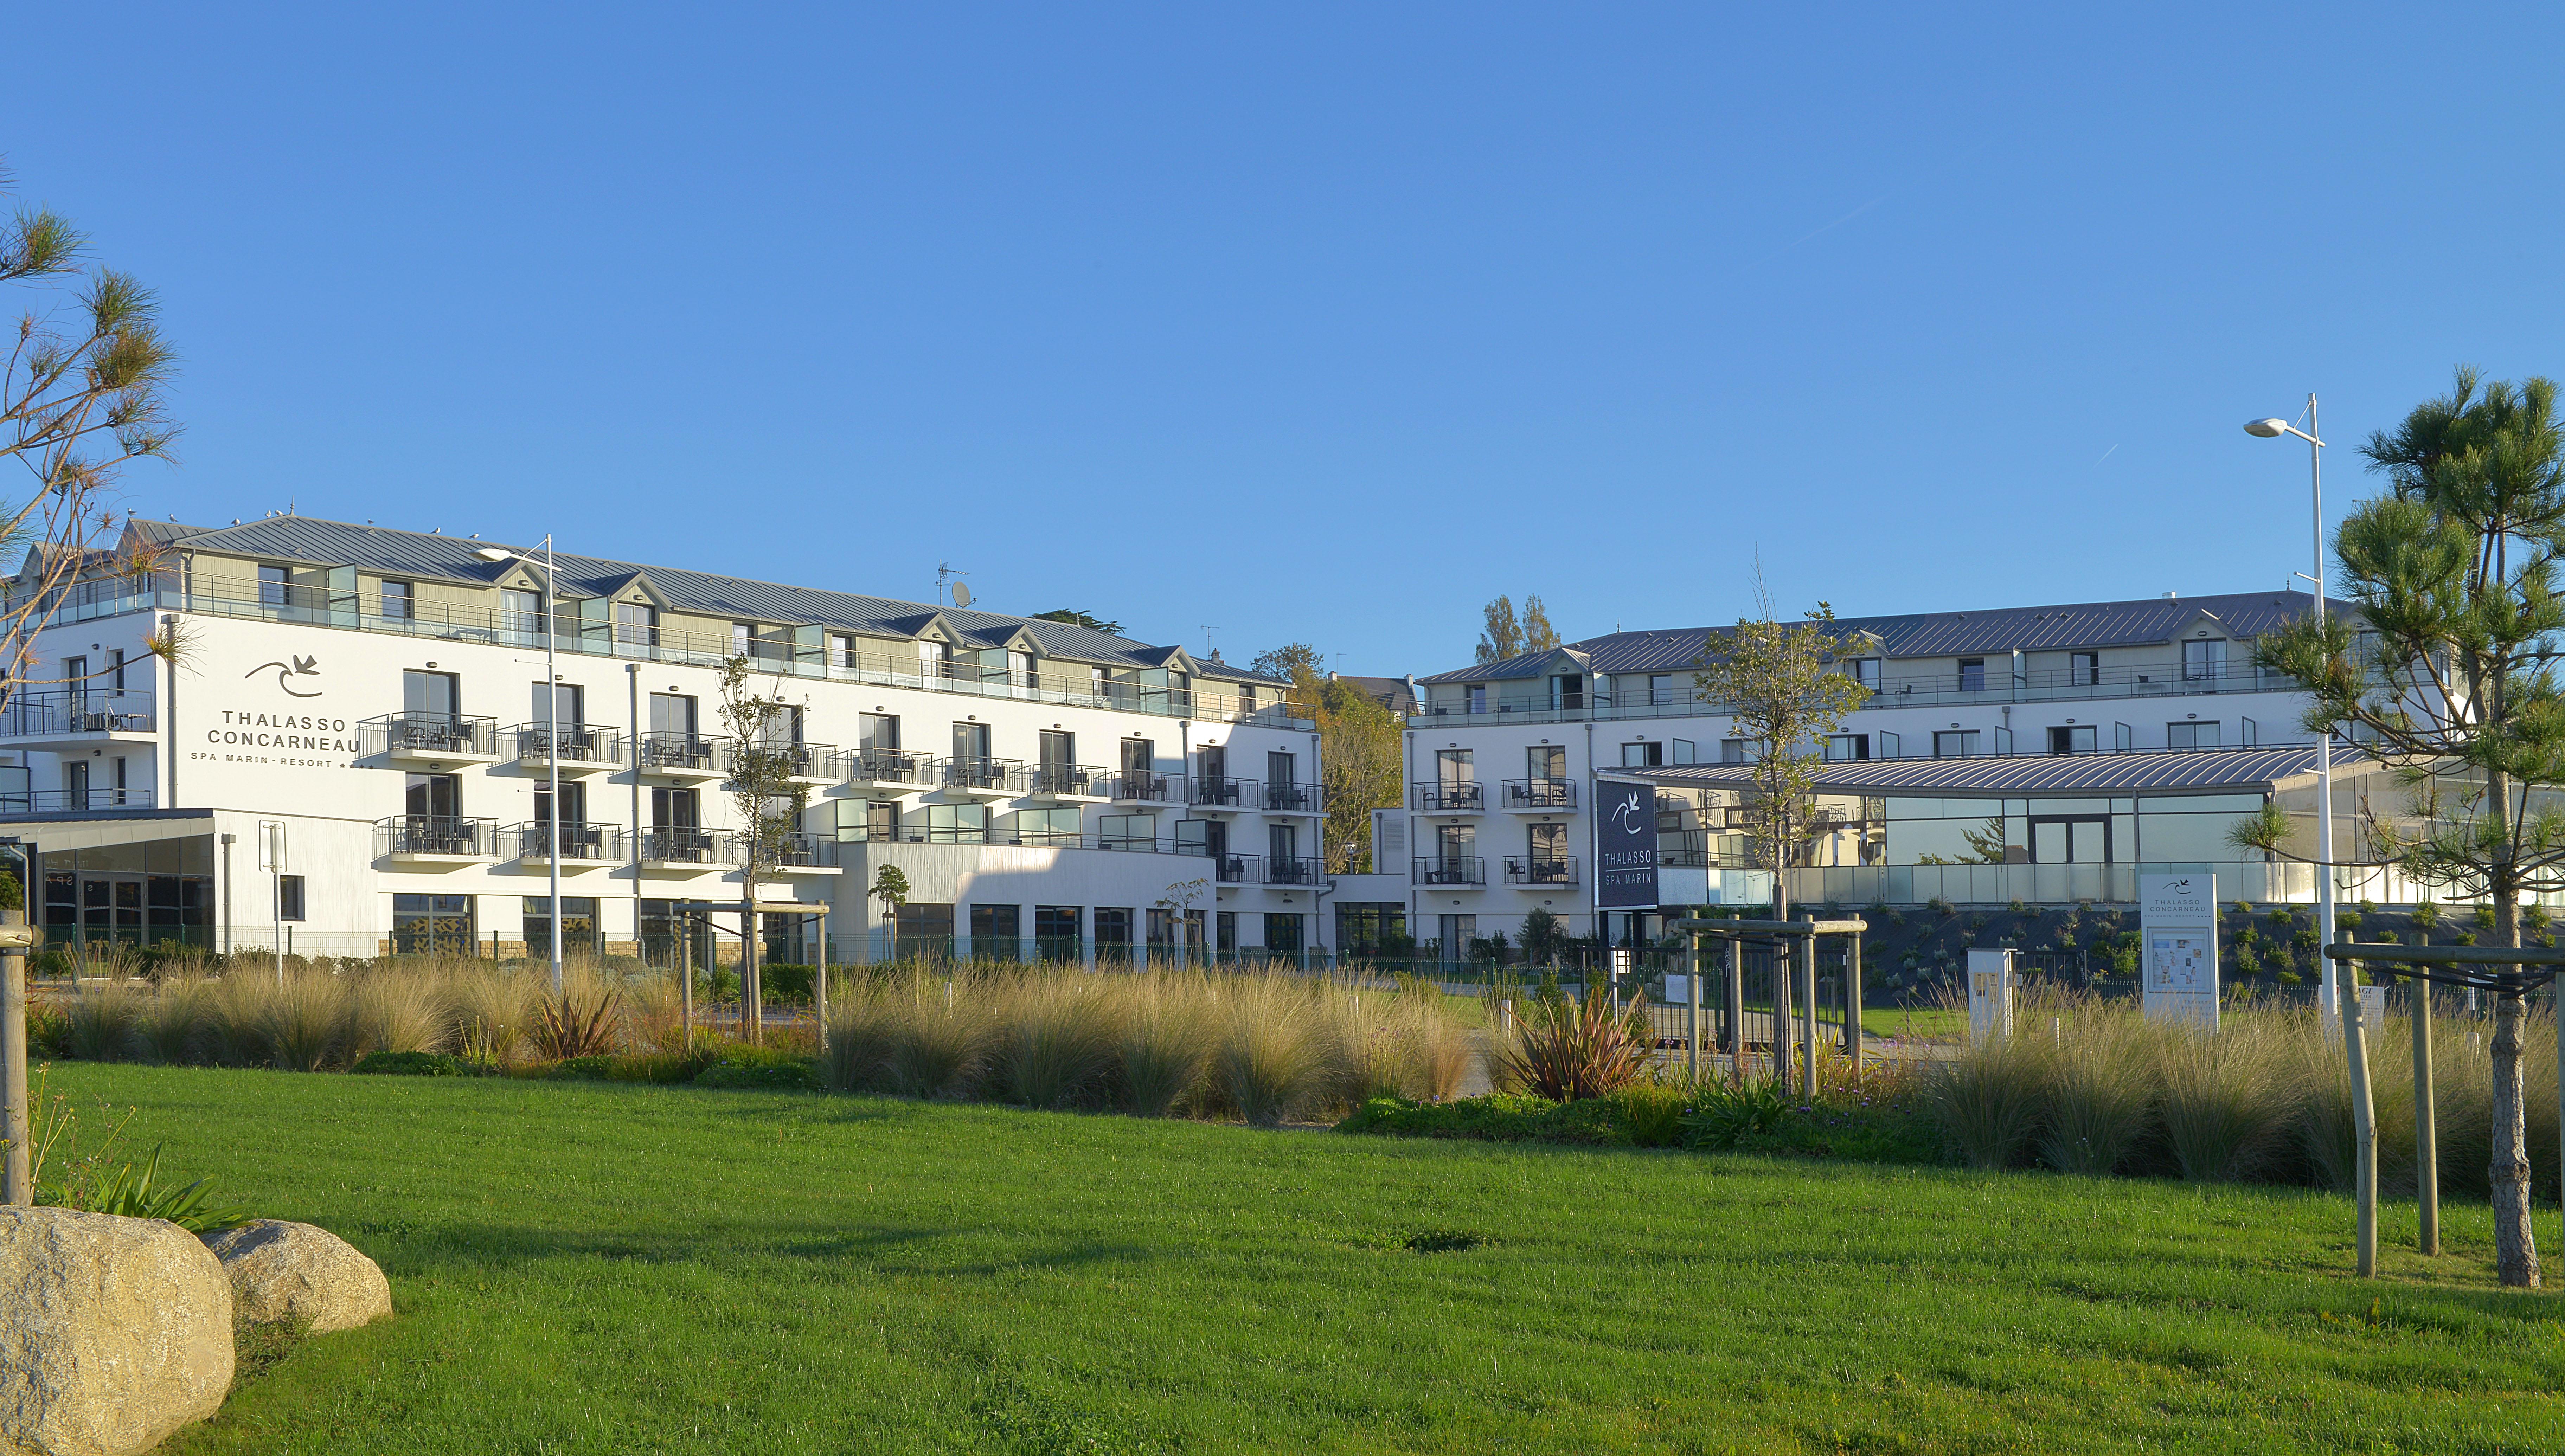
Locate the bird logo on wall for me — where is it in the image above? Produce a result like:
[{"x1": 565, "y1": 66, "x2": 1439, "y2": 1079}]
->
[
  {"x1": 246, "y1": 655, "x2": 323, "y2": 698},
  {"x1": 1607, "y1": 789, "x2": 1646, "y2": 835}
]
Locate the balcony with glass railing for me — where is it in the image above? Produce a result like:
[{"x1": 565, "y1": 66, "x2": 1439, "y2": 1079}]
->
[
  {"x1": 1, "y1": 788, "x2": 157, "y2": 816},
  {"x1": 86, "y1": 573, "x2": 1315, "y2": 729},
  {"x1": 733, "y1": 833, "x2": 840, "y2": 872},
  {"x1": 1422, "y1": 657, "x2": 2310, "y2": 724}
]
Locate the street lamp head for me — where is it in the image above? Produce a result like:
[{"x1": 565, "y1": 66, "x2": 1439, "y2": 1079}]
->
[
  {"x1": 474, "y1": 546, "x2": 515, "y2": 563},
  {"x1": 2244, "y1": 418, "x2": 2291, "y2": 438}
]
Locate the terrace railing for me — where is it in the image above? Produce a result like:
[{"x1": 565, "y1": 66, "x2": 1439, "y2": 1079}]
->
[
  {"x1": 1411, "y1": 782, "x2": 1483, "y2": 812},
  {"x1": 0, "y1": 690, "x2": 155, "y2": 738},
  {"x1": 1503, "y1": 854, "x2": 1579, "y2": 886},
  {"x1": 1413, "y1": 855, "x2": 1486, "y2": 887},
  {"x1": 1265, "y1": 781, "x2": 1325, "y2": 813},
  {"x1": 511, "y1": 820, "x2": 623, "y2": 862},
  {"x1": 360, "y1": 713, "x2": 500, "y2": 759},
  {"x1": 1188, "y1": 774, "x2": 1257, "y2": 809},
  {"x1": 1502, "y1": 777, "x2": 1576, "y2": 810},
  {"x1": 374, "y1": 815, "x2": 500, "y2": 857},
  {"x1": 635, "y1": 732, "x2": 732, "y2": 775}
]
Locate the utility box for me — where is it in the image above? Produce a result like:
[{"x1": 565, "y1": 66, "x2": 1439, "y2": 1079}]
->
[{"x1": 1966, "y1": 947, "x2": 2014, "y2": 1043}]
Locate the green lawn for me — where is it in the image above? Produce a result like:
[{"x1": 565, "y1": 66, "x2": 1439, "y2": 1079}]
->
[{"x1": 57, "y1": 1063, "x2": 2565, "y2": 1455}]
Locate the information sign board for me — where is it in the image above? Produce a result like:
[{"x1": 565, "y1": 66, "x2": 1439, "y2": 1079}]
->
[{"x1": 2141, "y1": 872, "x2": 2219, "y2": 1030}]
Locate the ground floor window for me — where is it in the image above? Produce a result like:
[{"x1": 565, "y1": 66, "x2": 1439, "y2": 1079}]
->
[
  {"x1": 1034, "y1": 905, "x2": 1080, "y2": 961},
  {"x1": 395, "y1": 894, "x2": 476, "y2": 955},
  {"x1": 894, "y1": 903, "x2": 956, "y2": 959},
  {"x1": 1335, "y1": 902, "x2": 1409, "y2": 958},
  {"x1": 1216, "y1": 910, "x2": 1236, "y2": 955},
  {"x1": 39, "y1": 839, "x2": 215, "y2": 949},
  {"x1": 1438, "y1": 914, "x2": 1476, "y2": 964},
  {"x1": 277, "y1": 875, "x2": 306, "y2": 921},
  {"x1": 1094, "y1": 907, "x2": 1133, "y2": 962},
  {"x1": 639, "y1": 898, "x2": 713, "y2": 970},
  {"x1": 522, "y1": 896, "x2": 601, "y2": 959},
  {"x1": 971, "y1": 903, "x2": 1020, "y2": 961},
  {"x1": 1264, "y1": 913, "x2": 1304, "y2": 958}
]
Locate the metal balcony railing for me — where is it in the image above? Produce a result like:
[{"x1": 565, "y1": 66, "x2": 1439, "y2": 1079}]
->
[
  {"x1": 1189, "y1": 774, "x2": 1258, "y2": 809},
  {"x1": 361, "y1": 713, "x2": 500, "y2": 758},
  {"x1": 1265, "y1": 781, "x2": 1324, "y2": 813},
  {"x1": 637, "y1": 826, "x2": 735, "y2": 864},
  {"x1": 636, "y1": 732, "x2": 732, "y2": 775},
  {"x1": 846, "y1": 748, "x2": 932, "y2": 786},
  {"x1": 1412, "y1": 782, "x2": 1483, "y2": 812},
  {"x1": 510, "y1": 820, "x2": 622, "y2": 861},
  {"x1": 4, "y1": 787, "x2": 156, "y2": 814},
  {"x1": 938, "y1": 757, "x2": 1027, "y2": 793},
  {"x1": 1503, "y1": 854, "x2": 1579, "y2": 886},
  {"x1": 509, "y1": 722, "x2": 623, "y2": 768},
  {"x1": 1027, "y1": 762, "x2": 1105, "y2": 797},
  {"x1": 1211, "y1": 852, "x2": 1260, "y2": 884},
  {"x1": 731, "y1": 832, "x2": 837, "y2": 869},
  {"x1": 732, "y1": 740, "x2": 840, "y2": 780},
  {"x1": 0, "y1": 690, "x2": 155, "y2": 737},
  {"x1": 1106, "y1": 770, "x2": 1179, "y2": 804},
  {"x1": 1502, "y1": 777, "x2": 1576, "y2": 810},
  {"x1": 1413, "y1": 855, "x2": 1486, "y2": 886},
  {"x1": 1265, "y1": 854, "x2": 1325, "y2": 887},
  {"x1": 374, "y1": 815, "x2": 500, "y2": 857}
]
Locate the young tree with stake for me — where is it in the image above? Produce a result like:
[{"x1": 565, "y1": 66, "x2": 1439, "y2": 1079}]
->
[
  {"x1": 2237, "y1": 368, "x2": 2565, "y2": 1288},
  {"x1": 1692, "y1": 586, "x2": 1870, "y2": 920},
  {"x1": 716, "y1": 657, "x2": 813, "y2": 1044}
]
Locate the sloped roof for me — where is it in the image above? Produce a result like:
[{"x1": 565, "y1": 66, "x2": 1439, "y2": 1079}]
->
[
  {"x1": 163, "y1": 515, "x2": 1285, "y2": 682},
  {"x1": 1608, "y1": 745, "x2": 2368, "y2": 797},
  {"x1": 1423, "y1": 590, "x2": 2353, "y2": 684}
]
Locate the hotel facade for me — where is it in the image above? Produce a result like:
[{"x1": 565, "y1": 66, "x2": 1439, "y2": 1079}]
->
[
  {"x1": 2, "y1": 516, "x2": 1329, "y2": 963},
  {"x1": 1332, "y1": 591, "x2": 2419, "y2": 958}
]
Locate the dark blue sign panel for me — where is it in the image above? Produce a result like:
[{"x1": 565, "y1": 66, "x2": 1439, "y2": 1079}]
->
[{"x1": 1595, "y1": 781, "x2": 1659, "y2": 909}]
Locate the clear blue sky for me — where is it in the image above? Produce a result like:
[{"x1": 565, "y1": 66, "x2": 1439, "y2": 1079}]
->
[{"x1": 8, "y1": 5, "x2": 2562, "y2": 676}]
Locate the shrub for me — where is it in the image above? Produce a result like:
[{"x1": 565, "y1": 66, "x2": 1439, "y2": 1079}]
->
[
  {"x1": 1927, "y1": 896, "x2": 1954, "y2": 917},
  {"x1": 2474, "y1": 904, "x2": 2498, "y2": 930},
  {"x1": 1607, "y1": 1083, "x2": 1690, "y2": 1148},
  {"x1": 352, "y1": 1050, "x2": 472, "y2": 1076},
  {"x1": 698, "y1": 1056, "x2": 819, "y2": 1089},
  {"x1": 1682, "y1": 1077, "x2": 1788, "y2": 1150},
  {"x1": 1495, "y1": 987, "x2": 1649, "y2": 1101},
  {"x1": 529, "y1": 979, "x2": 623, "y2": 1062},
  {"x1": 1338, "y1": 1093, "x2": 1620, "y2": 1146},
  {"x1": 761, "y1": 963, "x2": 815, "y2": 1006},
  {"x1": 2411, "y1": 901, "x2": 2441, "y2": 930}
]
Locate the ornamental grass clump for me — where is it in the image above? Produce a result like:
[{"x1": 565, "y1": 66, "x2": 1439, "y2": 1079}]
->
[
  {"x1": 1109, "y1": 974, "x2": 1214, "y2": 1116},
  {"x1": 881, "y1": 974, "x2": 994, "y2": 1099},
  {"x1": 342, "y1": 968, "x2": 451, "y2": 1059},
  {"x1": 258, "y1": 972, "x2": 349, "y2": 1072},
  {"x1": 63, "y1": 977, "x2": 146, "y2": 1062},
  {"x1": 136, "y1": 977, "x2": 207, "y2": 1065},
  {"x1": 1213, "y1": 974, "x2": 1342, "y2": 1126},
  {"x1": 993, "y1": 975, "x2": 1120, "y2": 1109},
  {"x1": 2035, "y1": 1004, "x2": 2161, "y2": 1176},
  {"x1": 529, "y1": 973, "x2": 624, "y2": 1062},
  {"x1": 450, "y1": 965, "x2": 540, "y2": 1067},
  {"x1": 2155, "y1": 1014, "x2": 2294, "y2": 1182},
  {"x1": 1925, "y1": 1026, "x2": 2047, "y2": 1171}
]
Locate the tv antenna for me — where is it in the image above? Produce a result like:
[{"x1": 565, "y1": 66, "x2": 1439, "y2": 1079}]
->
[
  {"x1": 936, "y1": 562, "x2": 971, "y2": 608},
  {"x1": 1200, "y1": 625, "x2": 1219, "y2": 655}
]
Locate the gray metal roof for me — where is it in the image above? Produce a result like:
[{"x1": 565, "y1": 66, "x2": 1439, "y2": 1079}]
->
[
  {"x1": 1423, "y1": 590, "x2": 2355, "y2": 684},
  {"x1": 165, "y1": 516, "x2": 1285, "y2": 682},
  {"x1": 1609, "y1": 746, "x2": 2359, "y2": 797}
]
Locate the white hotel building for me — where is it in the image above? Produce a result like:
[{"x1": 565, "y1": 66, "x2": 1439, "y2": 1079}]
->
[
  {"x1": 1335, "y1": 591, "x2": 2384, "y2": 957},
  {"x1": 0, "y1": 516, "x2": 1330, "y2": 963}
]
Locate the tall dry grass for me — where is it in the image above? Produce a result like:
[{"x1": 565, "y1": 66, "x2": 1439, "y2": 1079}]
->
[{"x1": 1925, "y1": 988, "x2": 2565, "y2": 1194}]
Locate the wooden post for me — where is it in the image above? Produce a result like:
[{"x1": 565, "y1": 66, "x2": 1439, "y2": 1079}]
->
[
  {"x1": 1771, "y1": 933, "x2": 1793, "y2": 1091},
  {"x1": 2, "y1": 907, "x2": 30, "y2": 1205},
  {"x1": 2340, "y1": 955, "x2": 2378, "y2": 1277},
  {"x1": 1684, "y1": 934, "x2": 1700, "y2": 1082},
  {"x1": 2411, "y1": 965, "x2": 2438, "y2": 1256},
  {"x1": 1798, "y1": 927, "x2": 1819, "y2": 1101},
  {"x1": 814, "y1": 910, "x2": 830, "y2": 1054},
  {"x1": 1845, "y1": 931, "x2": 1864, "y2": 1069},
  {"x1": 679, "y1": 910, "x2": 694, "y2": 1053},
  {"x1": 1724, "y1": 936, "x2": 1744, "y2": 1080}
]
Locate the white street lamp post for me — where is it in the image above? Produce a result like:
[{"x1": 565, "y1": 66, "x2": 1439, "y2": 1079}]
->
[
  {"x1": 2246, "y1": 404, "x2": 2336, "y2": 1008},
  {"x1": 480, "y1": 536, "x2": 563, "y2": 994}
]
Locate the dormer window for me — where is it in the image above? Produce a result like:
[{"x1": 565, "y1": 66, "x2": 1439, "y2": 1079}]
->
[
  {"x1": 831, "y1": 633, "x2": 856, "y2": 670},
  {"x1": 1847, "y1": 658, "x2": 1879, "y2": 691},
  {"x1": 917, "y1": 640, "x2": 948, "y2": 683},
  {"x1": 2183, "y1": 638, "x2": 2227, "y2": 681},
  {"x1": 615, "y1": 601, "x2": 657, "y2": 648},
  {"x1": 380, "y1": 580, "x2": 414, "y2": 621}
]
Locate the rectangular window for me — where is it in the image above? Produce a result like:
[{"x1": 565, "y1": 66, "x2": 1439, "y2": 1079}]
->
[
  {"x1": 1035, "y1": 906, "x2": 1082, "y2": 961},
  {"x1": 1436, "y1": 748, "x2": 1474, "y2": 784},
  {"x1": 2167, "y1": 720, "x2": 2222, "y2": 749},
  {"x1": 532, "y1": 681, "x2": 583, "y2": 728},
  {"x1": 1957, "y1": 659, "x2": 1986, "y2": 692},
  {"x1": 1933, "y1": 730, "x2": 1981, "y2": 757},
  {"x1": 1647, "y1": 673, "x2": 1673, "y2": 706},
  {"x1": 1848, "y1": 658, "x2": 1880, "y2": 691},
  {"x1": 403, "y1": 669, "x2": 459, "y2": 720},
  {"x1": 893, "y1": 903, "x2": 956, "y2": 957},
  {"x1": 501, "y1": 588, "x2": 542, "y2": 643},
  {"x1": 1093, "y1": 907, "x2": 1134, "y2": 964},
  {"x1": 927, "y1": 803, "x2": 988, "y2": 843},
  {"x1": 1720, "y1": 737, "x2": 1754, "y2": 764},
  {"x1": 1011, "y1": 806, "x2": 1081, "y2": 845},
  {"x1": 404, "y1": 772, "x2": 461, "y2": 820},
  {"x1": 614, "y1": 601, "x2": 658, "y2": 648},
  {"x1": 1823, "y1": 733, "x2": 1869, "y2": 761},
  {"x1": 649, "y1": 786, "x2": 699, "y2": 829},
  {"x1": 1216, "y1": 911, "x2": 1237, "y2": 954},
  {"x1": 258, "y1": 565, "x2": 289, "y2": 609},
  {"x1": 1465, "y1": 684, "x2": 1487, "y2": 714},
  {"x1": 917, "y1": 640, "x2": 948, "y2": 682},
  {"x1": 2070, "y1": 651, "x2": 2100, "y2": 687},
  {"x1": 649, "y1": 692, "x2": 697, "y2": 738},
  {"x1": 1621, "y1": 741, "x2": 1663, "y2": 768},
  {"x1": 732, "y1": 623, "x2": 752, "y2": 657},
  {"x1": 1123, "y1": 738, "x2": 1156, "y2": 774},
  {"x1": 392, "y1": 893, "x2": 474, "y2": 955},
  {"x1": 1552, "y1": 674, "x2": 1584, "y2": 710},
  {"x1": 276, "y1": 874, "x2": 306, "y2": 921},
  {"x1": 1099, "y1": 814, "x2": 1153, "y2": 849},
  {"x1": 533, "y1": 779, "x2": 588, "y2": 826},
  {"x1": 2047, "y1": 724, "x2": 2097, "y2": 754},
  {"x1": 829, "y1": 633, "x2": 855, "y2": 670},
  {"x1": 1263, "y1": 913, "x2": 1305, "y2": 957},
  {"x1": 1041, "y1": 730, "x2": 1076, "y2": 772},
  {"x1": 2183, "y1": 639, "x2": 2228, "y2": 682},
  {"x1": 860, "y1": 713, "x2": 900, "y2": 752},
  {"x1": 866, "y1": 800, "x2": 900, "y2": 841},
  {"x1": 380, "y1": 581, "x2": 413, "y2": 620},
  {"x1": 970, "y1": 903, "x2": 1019, "y2": 958},
  {"x1": 1527, "y1": 745, "x2": 1565, "y2": 779},
  {"x1": 951, "y1": 721, "x2": 992, "y2": 765}
]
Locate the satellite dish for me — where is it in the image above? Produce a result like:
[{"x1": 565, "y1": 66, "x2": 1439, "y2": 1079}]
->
[{"x1": 951, "y1": 582, "x2": 973, "y2": 607}]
